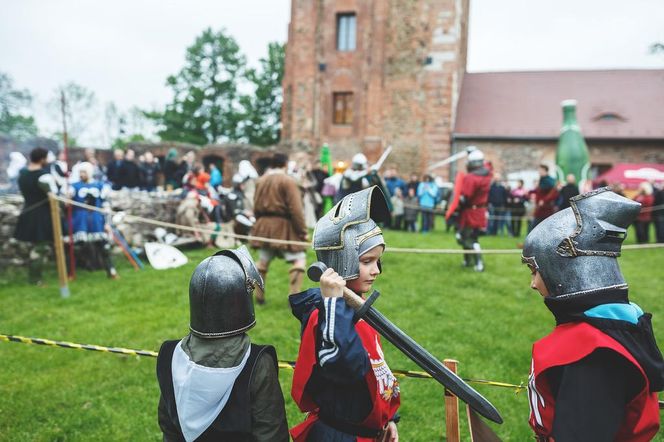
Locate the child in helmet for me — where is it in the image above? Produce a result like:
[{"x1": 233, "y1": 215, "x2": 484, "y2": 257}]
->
[
  {"x1": 522, "y1": 188, "x2": 664, "y2": 441},
  {"x1": 289, "y1": 186, "x2": 400, "y2": 442},
  {"x1": 156, "y1": 247, "x2": 289, "y2": 441}
]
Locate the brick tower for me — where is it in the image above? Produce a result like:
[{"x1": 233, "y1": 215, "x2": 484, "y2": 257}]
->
[{"x1": 281, "y1": 0, "x2": 470, "y2": 178}]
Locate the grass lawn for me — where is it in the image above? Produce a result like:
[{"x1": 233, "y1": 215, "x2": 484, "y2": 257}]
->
[{"x1": 1, "y1": 222, "x2": 662, "y2": 441}]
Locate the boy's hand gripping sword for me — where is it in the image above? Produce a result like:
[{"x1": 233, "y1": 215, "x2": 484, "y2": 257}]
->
[{"x1": 308, "y1": 261, "x2": 503, "y2": 424}]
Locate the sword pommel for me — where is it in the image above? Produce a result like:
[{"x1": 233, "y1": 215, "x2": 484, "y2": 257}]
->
[{"x1": 307, "y1": 261, "x2": 327, "y2": 282}]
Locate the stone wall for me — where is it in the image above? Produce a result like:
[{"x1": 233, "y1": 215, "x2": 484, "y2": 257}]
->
[
  {"x1": 0, "y1": 190, "x2": 208, "y2": 269},
  {"x1": 451, "y1": 138, "x2": 664, "y2": 182}
]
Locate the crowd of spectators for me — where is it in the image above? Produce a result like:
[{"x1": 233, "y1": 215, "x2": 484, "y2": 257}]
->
[
  {"x1": 376, "y1": 162, "x2": 664, "y2": 243},
  {"x1": 6, "y1": 147, "x2": 664, "y2": 245}
]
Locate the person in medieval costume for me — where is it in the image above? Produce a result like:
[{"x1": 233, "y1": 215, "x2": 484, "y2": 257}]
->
[
  {"x1": 223, "y1": 173, "x2": 256, "y2": 238},
  {"x1": 289, "y1": 186, "x2": 400, "y2": 442},
  {"x1": 69, "y1": 162, "x2": 118, "y2": 279},
  {"x1": 335, "y1": 153, "x2": 370, "y2": 203},
  {"x1": 13, "y1": 148, "x2": 57, "y2": 285},
  {"x1": 336, "y1": 153, "x2": 388, "y2": 203},
  {"x1": 238, "y1": 160, "x2": 259, "y2": 212},
  {"x1": 250, "y1": 153, "x2": 308, "y2": 303},
  {"x1": 531, "y1": 164, "x2": 559, "y2": 230},
  {"x1": 522, "y1": 188, "x2": 664, "y2": 441},
  {"x1": 156, "y1": 247, "x2": 289, "y2": 441},
  {"x1": 455, "y1": 148, "x2": 491, "y2": 272}
]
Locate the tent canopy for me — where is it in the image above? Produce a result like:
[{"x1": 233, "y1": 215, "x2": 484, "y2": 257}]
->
[{"x1": 594, "y1": 163, "x2": 664, "y2": 189}]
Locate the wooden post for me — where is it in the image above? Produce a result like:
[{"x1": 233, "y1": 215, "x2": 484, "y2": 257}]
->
[
  {"x1": 48, "y1": 194, "x2": 70, "y2": 298},
  {"x1": 444, "y1": 359, "x2": 460, "y2": 442}
]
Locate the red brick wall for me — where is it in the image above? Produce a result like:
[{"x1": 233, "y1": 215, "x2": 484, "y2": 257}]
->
[{"x1": 282, "y1": 0, "x2": 470, "y2": 179}]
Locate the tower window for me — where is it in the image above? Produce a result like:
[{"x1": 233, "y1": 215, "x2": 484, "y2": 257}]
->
[
  {"x1": 336, "y1": 13, "x2": 356, "y2": 51},
  {"x1": 333, "y1": 92, "x2": 353, "y2": 125}
]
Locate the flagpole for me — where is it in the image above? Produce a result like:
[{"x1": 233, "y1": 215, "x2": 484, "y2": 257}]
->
[{"x1": 60, "y1": 90, "x2": 76, "y2": 280}]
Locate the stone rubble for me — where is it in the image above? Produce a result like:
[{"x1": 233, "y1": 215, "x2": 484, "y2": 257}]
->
[{"x1": 0, "y1": 190, "x2": 239, "y2": 270}]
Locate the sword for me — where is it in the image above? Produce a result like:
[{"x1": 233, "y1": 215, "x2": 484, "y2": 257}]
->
[
  {"x1": 427, "y1": 146, "x2": 477, "y2": 171},
  {"x1": 371, "y1": 145, "x2": 393, "y2": 172},
  {"x1": 308, "y1": 262, "x2": 503, "y2": 424}
]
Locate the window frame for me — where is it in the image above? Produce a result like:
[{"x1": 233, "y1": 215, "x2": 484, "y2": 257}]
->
[
  {"x1": 336, "y1": 12, "x2": 357, "y2": 52},
  {"x1": 332, "y1": 92, "x2": 354, "y2": 125}
]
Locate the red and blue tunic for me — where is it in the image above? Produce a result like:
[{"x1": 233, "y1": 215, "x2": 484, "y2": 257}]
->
[
  {"x1": 290, "y1": 289, "x2": 401, "y2": 441},
  {"x1": 529, "y1": 321, "x2": 660, "y2": 441}
]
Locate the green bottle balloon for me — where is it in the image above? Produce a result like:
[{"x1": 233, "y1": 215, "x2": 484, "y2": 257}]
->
[
  {"x1": 320, "y1": 143, "x2": 333, "y2": 176},
  {"x1": 556, "y1": 99, "x2": 591, "y2": 191}
]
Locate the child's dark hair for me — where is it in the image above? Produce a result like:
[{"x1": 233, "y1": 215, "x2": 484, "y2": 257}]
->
[
  {"x1": 271, "y1": 153, "x2": 289, "y2": 169},
  {"x1": 30, "y1": 147, "x2": 48, "y2": 163}
]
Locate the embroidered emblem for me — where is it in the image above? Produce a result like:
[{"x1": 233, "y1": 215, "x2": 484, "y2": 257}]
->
[{"x1": 370, "y1": 336, "x2": 400, "y2": 401}]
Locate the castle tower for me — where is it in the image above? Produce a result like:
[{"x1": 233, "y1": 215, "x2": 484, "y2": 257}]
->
[{"x1": 281, "y1": 0, "x2": 470, "y2": 178}]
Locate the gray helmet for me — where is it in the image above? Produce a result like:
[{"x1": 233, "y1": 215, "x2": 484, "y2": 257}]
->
[
  {"x1": 466, "y1": 147, "x2": 484, "y2": 170},
  {"x1": 189, "y1": 246, "x2": 264, "y2": 338},
  {"x1": 313, "y1": 186, "x2": 390, "y2": 280},
  {"x1": 522, "y1": 188, "x2": 641, "y2": 299}
]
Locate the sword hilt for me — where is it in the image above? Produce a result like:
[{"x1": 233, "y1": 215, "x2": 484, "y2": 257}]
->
[{"x1": 307, "y1": 261, "x2": 366, "y2": 311}]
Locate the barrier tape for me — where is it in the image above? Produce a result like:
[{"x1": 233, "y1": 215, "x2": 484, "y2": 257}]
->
[
  {"x1": 0, "y1": 333, "x2": 525, "y2": 392},
  {"x1": 51, "y1": 195, "x2": 664, "y2": 255}
]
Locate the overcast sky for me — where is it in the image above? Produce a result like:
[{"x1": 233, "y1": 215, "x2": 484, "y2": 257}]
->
[{"x1": 1, "y1": 0, "x2": 662, "y2": 145}]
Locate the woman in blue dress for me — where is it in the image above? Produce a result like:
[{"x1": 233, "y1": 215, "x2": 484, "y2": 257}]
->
[{"x1": 70, "y1": 162, "x2": 118, "y2": 278}]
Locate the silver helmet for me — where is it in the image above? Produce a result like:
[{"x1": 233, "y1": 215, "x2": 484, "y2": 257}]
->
[
  {"x1": 466, "y1": 147, "x2": 484, "y2": 170},
  {"x1": 522, "y1": 188, "x2": 641, "y2": 300},
  {"x1": 189, "y1": 246, "x2": 264, "y2": 338},
  {"x1": 313, "y1": 186, "x2": 390, "y2": 280}
]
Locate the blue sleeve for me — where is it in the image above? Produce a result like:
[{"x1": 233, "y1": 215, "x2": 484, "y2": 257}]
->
[
  {"x1": 317, "y1": 297, "x2": 369, "y2": 380},
  {"x1": 289, "y1": 288, "x2": 322, "y2": 336},
  {"x1": 428, "y1": 183, "x2": 438, "y2": 199}
]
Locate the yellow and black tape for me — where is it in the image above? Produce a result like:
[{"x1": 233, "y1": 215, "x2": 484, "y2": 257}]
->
[
  {"x1": 1, "y1": 334, "x2": 159, "y2": 358},
  {"x1": 1, "y1": 333, "x2": 525, "y2": 392}
]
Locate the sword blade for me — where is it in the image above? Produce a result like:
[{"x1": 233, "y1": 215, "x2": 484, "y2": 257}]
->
[
  {"x1": 427, "y1": 150, "x2": 469, "y2": 171},
  {"x1": 363, "y1": 307, "x2": 503, "y2": 424}
]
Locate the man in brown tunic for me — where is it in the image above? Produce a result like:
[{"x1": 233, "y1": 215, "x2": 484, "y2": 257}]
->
[{"x1": 250, "y1": 153, "x2": 308, "y2": 303}]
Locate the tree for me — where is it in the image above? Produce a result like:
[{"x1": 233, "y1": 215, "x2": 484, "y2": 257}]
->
[
  {"x1": 0, "y1": 72, "x2": 38, "y2": 141},
  {"x1": 147, "y1": 28, "x2": 247, "y2": 145},
  {"x1": 50, "y1": 82, "x2": 98, "y2": 145},
  {"x1": 651, "y1": 42, "x2": 664, "y2": 54},
  {"x1": 239, "y1": 42, "x2": 285, "y2": 146}
]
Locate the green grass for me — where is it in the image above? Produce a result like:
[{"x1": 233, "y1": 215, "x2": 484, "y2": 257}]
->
[{"x1": 1, "y1": 223, "x2": 662, "y2": 441}]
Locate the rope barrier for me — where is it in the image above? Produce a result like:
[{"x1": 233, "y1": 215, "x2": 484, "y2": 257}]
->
[
  {"x1": 400, "y1": 202, "x2": 664, "y2": 221},
  {"x1": 0, "y1": 333, "x2": 526, "y2": 392},
  {"x1": 50, "y1": 195, "x2": 664, "y2": 255},
  {"x1": 1, "y1": 197, "x2": 48, "y2": 215},
  {"x1": 53, "y1": 194, "x2": 311, "y2": 247}
]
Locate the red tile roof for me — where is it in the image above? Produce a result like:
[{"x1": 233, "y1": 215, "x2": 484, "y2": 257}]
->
[{"x1": 454, "y1": 70, "x2": 664, "y2": 140}]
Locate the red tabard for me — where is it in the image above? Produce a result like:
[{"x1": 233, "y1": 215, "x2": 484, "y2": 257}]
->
[
  {"x1": 528, "y1": 322, "x2": 660, "y2": 442},
  {"x1": 459, "y1": 172, "x2": 491, "y2": 230},
  {"x1": 290, "y1": 309, "x2": 401, "y2": 441}
]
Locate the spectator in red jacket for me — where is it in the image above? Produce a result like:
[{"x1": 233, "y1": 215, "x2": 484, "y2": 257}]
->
[
  {"x1": 633, "y1": 181, "x2": 655, "y2": 243},
  {"x1": 531, "y1": 164, "x2": 558, "y2": 230}
]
